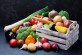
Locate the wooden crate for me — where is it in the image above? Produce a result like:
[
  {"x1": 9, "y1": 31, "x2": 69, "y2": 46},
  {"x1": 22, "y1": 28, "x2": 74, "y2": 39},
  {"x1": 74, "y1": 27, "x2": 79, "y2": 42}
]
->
[{"x1": 36, "y1": 21, "x2": 79, "y2": 50}]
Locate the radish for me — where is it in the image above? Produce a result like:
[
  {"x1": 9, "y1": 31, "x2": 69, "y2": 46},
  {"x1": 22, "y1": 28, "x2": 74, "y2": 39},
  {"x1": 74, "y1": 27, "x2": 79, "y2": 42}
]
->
[
  {"x1": 41, "y1": 37, "x2": 48, "y2": 43},
  {"x1": 42, "y1": 42, "x2": 51, "y2": 50},
  {"x1": 52, "y1": 43, "x2": 58, "y2": 49},
  {"x1": 9, "y1": 39, "x2": 17, "y2": 47}
]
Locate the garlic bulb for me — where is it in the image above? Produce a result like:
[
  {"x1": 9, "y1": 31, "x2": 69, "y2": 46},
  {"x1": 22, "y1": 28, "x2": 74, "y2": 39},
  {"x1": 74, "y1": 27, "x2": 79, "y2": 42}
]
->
[
  {"x1": 35, "y1": 38, "x2": 42, "y2": 48},
  {"x1": 20, "y1": 44, "x2": 27, "y2": 50}
]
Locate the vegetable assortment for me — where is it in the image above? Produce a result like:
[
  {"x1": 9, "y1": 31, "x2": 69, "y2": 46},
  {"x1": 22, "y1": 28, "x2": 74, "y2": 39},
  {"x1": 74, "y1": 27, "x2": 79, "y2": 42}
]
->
[{"x1": 4, "y1": 6, "x2": 77, "y2": 52}]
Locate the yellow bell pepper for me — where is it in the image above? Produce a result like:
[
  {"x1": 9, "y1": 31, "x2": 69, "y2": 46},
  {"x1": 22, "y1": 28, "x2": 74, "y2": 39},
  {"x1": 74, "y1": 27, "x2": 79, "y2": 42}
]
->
[{"x1": 55, "y1": 26, "x2": 68, "y2": 34}]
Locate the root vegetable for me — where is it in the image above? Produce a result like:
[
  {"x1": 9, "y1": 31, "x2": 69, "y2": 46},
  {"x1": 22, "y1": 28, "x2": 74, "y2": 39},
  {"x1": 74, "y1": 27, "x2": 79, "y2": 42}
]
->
[
  {"x1": 17, "y1": 39, "x2": 24, "y2": 47},
  {"x1": 48, "y1": 10, "x2": 58, "y2": 19},
  {"x1": 27, "y1": 43, "x2": 36, "y2": 51},
  {"x1": 38, "y1": 18, "x2": 51, "y2": 24},
  {"x1": 56, "y1": 22, "x2": 64, "y2": 26},
  {"x1": 62, "y1": 16, "x2": 67, "y2": 23},
  {"x1": 51, "y1": 43, "x2": 58, "y2": 50},
  {"x1": 35, "y1": 38, "x2": 42, "y2": 48},
  {"x1": 42, "y1": 42, "x2": 51, "y2": 50},
  {"x1": 9, "y1": 39, "x2": 17, "y2": 47},
  {"x1": 53, "y1": 15, "x2": 63, "y2": 24},
  {"x1": 23, "y1": 22, "x2": 31, "y2": 27},
  {"x1": 41, "y1": 37, "x2": 48, "y2": 43},
  {"x1": 20, "y1": 44, "x2": 28, "y2": 50}
]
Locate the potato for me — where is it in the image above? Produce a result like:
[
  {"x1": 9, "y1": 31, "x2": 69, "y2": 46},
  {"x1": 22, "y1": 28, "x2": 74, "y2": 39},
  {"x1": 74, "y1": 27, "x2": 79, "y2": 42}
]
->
[{"x1": 27, "y1": 43, "x2": 36, "y2": 51}]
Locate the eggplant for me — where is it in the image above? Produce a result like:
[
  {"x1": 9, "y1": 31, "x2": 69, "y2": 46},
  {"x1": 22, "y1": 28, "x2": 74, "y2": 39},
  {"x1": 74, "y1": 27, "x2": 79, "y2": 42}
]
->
[{"x1": 5, "y1": 30, "x2": 16, "y2": 42}]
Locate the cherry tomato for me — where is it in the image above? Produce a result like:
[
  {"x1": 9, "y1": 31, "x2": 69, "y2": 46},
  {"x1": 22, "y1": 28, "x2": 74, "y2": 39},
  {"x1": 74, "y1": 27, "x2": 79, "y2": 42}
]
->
[
  {"x1": 30, "y1": 18, "x2": 35, "y2": 25},
  {"x1": 34, "y1": 21, "x2": 38, "y2": 24},
  {"x1": 30, "y1": 18, "x2": 38, "y2": 25},
  {"x1": 35, "y1": 14, "x2": 43, "y2": 18},
  {"x1": 9, "y1": 39, "x2": 17, "y2": 47},
  {"x1": 41, "y1": 37, "x2": 48, "y2": 43}
]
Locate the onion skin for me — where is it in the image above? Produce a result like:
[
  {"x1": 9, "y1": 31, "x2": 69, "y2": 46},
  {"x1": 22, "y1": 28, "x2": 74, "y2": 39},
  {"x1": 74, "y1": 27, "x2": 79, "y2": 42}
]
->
[
  {"x1": 48, "y1": 10, "x2": 58, "y2": 20},
  {"x1": 53, "y1": 15, "x2": 63, "y2": 24},
  {"x1": 17, "y1": 39, "x2": 24, "y2": 47},
  {"x1": 20, "y1": 44, "x2": 28, "y2": 50},
  {"x1": 48, "y1": 10, "x2": 58, "y2": 18}
]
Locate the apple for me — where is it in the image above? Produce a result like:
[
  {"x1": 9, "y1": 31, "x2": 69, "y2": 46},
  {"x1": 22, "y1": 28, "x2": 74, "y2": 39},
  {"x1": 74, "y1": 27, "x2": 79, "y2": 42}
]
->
[
  {"x1": 41, "y1": 37, "x2": 48, "y2": 43},
  {"x1": 64, "y1": 20, "x2": 72, "y2": 28},
  {"x1": 9, "y1": 39, "x2": 17, "y2": 47},
  {"x1": 42, "y1": 42, "x2": 51, "y2": 50}
]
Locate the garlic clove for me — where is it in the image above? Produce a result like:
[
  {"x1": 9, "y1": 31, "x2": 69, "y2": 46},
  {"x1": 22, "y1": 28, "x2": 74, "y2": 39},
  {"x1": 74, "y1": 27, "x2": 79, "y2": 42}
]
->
[{"x1": 20, "y1": 44, "x2": 28, "y2": 50}]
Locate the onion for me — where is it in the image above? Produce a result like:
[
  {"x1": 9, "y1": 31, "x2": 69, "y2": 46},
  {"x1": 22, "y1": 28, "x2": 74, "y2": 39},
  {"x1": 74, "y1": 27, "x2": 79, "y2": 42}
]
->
[{"x1": 48, "y1": 10, "x2": 58, "y2": 20}]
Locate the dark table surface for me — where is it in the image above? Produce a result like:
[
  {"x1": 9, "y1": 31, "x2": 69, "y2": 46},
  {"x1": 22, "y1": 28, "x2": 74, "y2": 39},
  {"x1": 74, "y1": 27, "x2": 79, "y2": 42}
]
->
[{"x1": 0, "y1": 27, "x2": 82, "y2": 55}]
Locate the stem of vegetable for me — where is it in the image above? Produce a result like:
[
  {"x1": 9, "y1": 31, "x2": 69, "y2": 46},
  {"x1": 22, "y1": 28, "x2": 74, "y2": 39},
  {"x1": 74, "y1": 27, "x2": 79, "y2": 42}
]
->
[{"x1": 30, "y1": 32, "x2": 40, "y2": 41}]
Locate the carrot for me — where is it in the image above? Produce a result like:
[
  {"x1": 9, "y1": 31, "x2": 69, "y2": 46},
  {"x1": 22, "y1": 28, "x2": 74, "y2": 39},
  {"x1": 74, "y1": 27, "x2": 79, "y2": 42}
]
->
[
  {"x1": 11, "y1": 26, "x2": 19, "y2": 32},
  {"x1": 38, "y1": 18, "x2": 51, "y2": 24}
]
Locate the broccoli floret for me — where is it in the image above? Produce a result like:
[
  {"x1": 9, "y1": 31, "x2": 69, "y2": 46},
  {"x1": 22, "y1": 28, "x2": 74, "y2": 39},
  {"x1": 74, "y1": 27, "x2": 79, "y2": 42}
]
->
[
  {"x1": 16, "y1": 26, "x2": 33, "y2": 40},
  {"x1": 16, "y1": 27, "x2": 28, "y2": 34},
  {"x1": 22, "y1": 31, "x2": 29, "y2": 37},
  {"x1": 16, "y1": 33, "x2": 24, "y2": 40}
]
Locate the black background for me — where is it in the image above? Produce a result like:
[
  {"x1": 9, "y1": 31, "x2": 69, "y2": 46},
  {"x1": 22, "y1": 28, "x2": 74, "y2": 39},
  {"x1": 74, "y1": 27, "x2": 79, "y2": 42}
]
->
[{"x1": 0, "y1": 0, "x2": 82, "y2": 27}]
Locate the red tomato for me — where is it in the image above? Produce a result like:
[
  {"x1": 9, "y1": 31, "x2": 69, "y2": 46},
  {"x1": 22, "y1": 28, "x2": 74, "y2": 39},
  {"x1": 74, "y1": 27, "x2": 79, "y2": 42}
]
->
[
  {"x1": 35, "y1": 14, "x2": 43, "y2": 18},
  {"x1": 34, "y1": 21, "x2": 38, "y2": 24},
  {"x1": 30, "y1": 18, "x2": 38, "y2": 25},
  {"x1": 41, "y1": 37, "x2": 48, "y2": 43},
  {"x1": 30, "y1": 18, "x2": 35, "y2": 25},
  {"x1": 9, "y1": 39, "x2": 17, "y2": 47}
]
